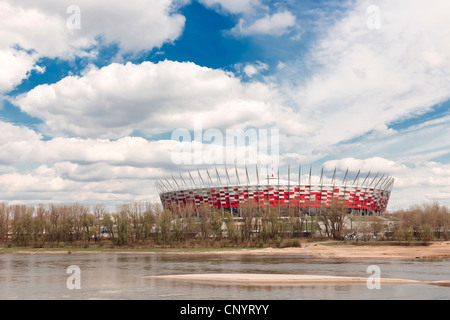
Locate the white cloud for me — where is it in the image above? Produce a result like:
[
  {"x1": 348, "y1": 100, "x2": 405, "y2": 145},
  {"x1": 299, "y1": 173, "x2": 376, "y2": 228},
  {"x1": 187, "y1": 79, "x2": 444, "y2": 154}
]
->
[
  {"x1": 351, "y1": 113, "x2": 450, "y2": 166},
  {"x1": 389, "y1": 162, "x2": 450, "y2": 210},
  {"x1": 4, "y1": 0, "x2": 186, "y2": 55},
  {"x1": 368, "y1": 124, "x2": 397, "y2": 139},
  {"x1": 0, "y1": 0, "x2": 186, "y2": 93},
  {"x1": 0, "y1": 49, "x2": 36, "y2": 93},
  {"x1": 0, "y1": 120, "x2": 278, "y2": 168},
  {"x1": 0, "y1": 120, "x2": 280, "y2": 204},
  {"x1": 0, "y1": 169, "x2": 161, "y2": 205},
  {"x1": 0, "y1": 120, "x2": 173, "y2": 203},
  {"x1": 0, "y1": 119, "x2": 449, "y2": 209},
  {"x1": 53, "y1": 162, "x2": 166, "y2": 182},
  {"x1": 277, "y1": 0, "x2": 450, "y2": 151},
  {"x1": 232, "y1": 10, "x2": 297, "y2": 36},
  {"x1": 240, "y1": 61, "x2": 269, "y2": 77},
  {"x1": 199, "y1": 0, "x2": 299, "y2": 38},
  {"x1": 0, "y1": 1, "x2": 83, "y2": 59},
  {"x1": 323, "y1": 157, "x2": 407, "y2": 175},
  {"x1": 198, "y1": 0, "x2": 260, "y2": 14},
  {"x1": 13, "y1": 60, "x2": 298, "y2": 138},
  {"x1": 0, "y1": 121, "x2": 42, "y2": 144}
]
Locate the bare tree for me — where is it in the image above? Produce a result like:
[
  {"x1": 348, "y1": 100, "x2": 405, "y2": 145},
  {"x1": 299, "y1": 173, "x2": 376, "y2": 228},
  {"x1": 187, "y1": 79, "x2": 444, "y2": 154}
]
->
[
  {"x1": 209, "y1": 209, "x2": 224, "y2": 240},
  {"x1": 0, "y1": 203, "x2": 10, "y2": 244},
  {"x1": 141, "y1": 202, "x2": 156, "y2": 242},
  {"x1": 394, "y1": 202, "x2": 450, "y2": 240},
  {"x1": 317, "y1": 198, "x2": 348, "y2": 240},
  {"x1": 287, "y1": 206, "x2": 304, "y2": 238},
  {"x1": 370, "y1": 217, "x2": 385, "y2": 239},
  {"x1": 259, "y1": 207, "x2": 282, "y2": 241},
  {"x1": 196, "y1": 203, "x2": 212, "y2": 240},
  {"x1": 102, "y1": 213, "x2": 116, "y2": 242},
  {"x1": 81, "y1": 210, "x2": 96, "y2": 243},
  {"x1": 156, "y1": 209, "x2": 173, "y2": 244},
  {"x1": 224, "y1": 210, "x2": 239, "y2": 243},
  {"x1": 93, "y1": 203, "x2": 108, "y2": 243},
  {"x1": 114, "y1": 206, "x2": 130, "y2": 246},
  {"x1": 33, "y1": 204, "x2": 48, "y2": 245},
  {"x1": 11, "y1": 205, "x2": 35, "y2": 246},
  {"x1": 240, "y1": 201, "x2": 257, "y2": 241}
]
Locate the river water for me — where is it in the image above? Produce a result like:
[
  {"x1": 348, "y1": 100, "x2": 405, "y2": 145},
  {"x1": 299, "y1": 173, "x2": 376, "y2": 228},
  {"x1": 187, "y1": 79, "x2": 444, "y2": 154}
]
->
[{"x1": 0, "y1": 253, "x2": 448, "y2": 300}]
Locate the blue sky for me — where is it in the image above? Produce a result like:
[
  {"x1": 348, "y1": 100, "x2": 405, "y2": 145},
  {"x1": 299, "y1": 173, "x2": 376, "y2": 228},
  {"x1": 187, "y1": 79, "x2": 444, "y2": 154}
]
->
[{"x1": 0, "y1": 0, "x2": 449, "y2": 209}]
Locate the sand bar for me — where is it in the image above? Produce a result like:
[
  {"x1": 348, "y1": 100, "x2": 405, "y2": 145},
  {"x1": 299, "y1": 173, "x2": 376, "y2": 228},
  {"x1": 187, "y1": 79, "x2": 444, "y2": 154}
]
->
[{"x1": 147, "y1": 273, "x2": 450, "y2": 287}]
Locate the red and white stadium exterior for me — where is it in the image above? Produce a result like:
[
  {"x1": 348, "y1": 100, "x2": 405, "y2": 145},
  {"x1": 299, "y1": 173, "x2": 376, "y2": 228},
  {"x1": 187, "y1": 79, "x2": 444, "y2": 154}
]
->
[{"x1": 156, "y1": 165, "x2": 395, "y2": 214}]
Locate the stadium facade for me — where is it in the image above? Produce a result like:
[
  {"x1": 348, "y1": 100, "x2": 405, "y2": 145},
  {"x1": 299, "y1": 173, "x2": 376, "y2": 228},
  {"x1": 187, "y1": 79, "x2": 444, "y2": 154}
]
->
[{"x1": 156, "y1": 165, "x2": 394, "y2": 215}]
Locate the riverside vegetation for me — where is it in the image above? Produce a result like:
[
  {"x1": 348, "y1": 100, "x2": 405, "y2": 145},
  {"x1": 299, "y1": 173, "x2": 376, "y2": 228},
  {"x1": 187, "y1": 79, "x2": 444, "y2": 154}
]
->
[{"x1": 0, "y1": 201, "x2": 448, "y2": 249}]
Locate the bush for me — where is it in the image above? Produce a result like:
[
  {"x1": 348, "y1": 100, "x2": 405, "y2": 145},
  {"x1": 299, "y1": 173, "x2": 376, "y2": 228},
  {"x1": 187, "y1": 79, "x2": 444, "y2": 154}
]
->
[
  {"x1": 32, "y1": 241, "x2": 45, "y2": 248},
  {"x1": 288, "y1": 238, "x2": 301, "y2": 247},
  {"x1": 394, "y1": 227, "x2": 414, "y2": 241},
  {"x1": 274, "y1": 236, "x2": 282, "y2": 248},
  {"x1": 417, "y1": 224, "x2": 434, "y2": 241}
]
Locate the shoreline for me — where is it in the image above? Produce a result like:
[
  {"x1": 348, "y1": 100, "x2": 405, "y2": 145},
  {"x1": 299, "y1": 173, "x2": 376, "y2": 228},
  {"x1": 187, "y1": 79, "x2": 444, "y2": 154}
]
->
[{"x1": 2, "y1": 241, "x2": 450, "y2": 260}]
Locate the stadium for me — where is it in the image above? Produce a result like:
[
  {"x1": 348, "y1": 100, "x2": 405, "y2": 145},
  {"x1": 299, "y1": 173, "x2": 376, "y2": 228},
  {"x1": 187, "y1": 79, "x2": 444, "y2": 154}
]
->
[{"x1": 156, "y1": 165, "x2": 395, "y2": 215}]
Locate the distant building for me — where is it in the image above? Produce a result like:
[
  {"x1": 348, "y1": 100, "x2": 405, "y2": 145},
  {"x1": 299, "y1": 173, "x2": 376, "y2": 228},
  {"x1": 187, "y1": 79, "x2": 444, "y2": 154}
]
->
[{"x1": 156, "y1": 165, "x2": 394, "y2": 215}]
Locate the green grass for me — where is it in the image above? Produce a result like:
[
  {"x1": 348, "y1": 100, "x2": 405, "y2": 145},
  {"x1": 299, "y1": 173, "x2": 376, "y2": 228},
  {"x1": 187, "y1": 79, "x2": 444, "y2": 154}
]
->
[{"x1": 0, "y1": 246, "x2": 263, "y2": 254}]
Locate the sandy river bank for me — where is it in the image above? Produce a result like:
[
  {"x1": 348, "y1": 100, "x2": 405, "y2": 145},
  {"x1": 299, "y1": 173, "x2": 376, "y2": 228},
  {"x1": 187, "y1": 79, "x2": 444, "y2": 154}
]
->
[
  {"x1": 220, "y1": 241, "x2": 450, "y2": 259},
  {"x1": 4, "y1": 241, "x2": 450, "y2": 260}
]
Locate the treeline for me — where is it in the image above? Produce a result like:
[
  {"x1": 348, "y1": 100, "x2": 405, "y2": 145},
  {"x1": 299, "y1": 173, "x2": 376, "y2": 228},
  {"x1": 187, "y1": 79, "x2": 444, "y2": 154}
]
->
[
  {"x1": 0, "y1": 202, "x2": 307, "y2": 248},
  {"x1": 0, "y1": 201, "x2": 449, "y2": 248},
  {"x1": 390, "y1": 202, "x2": 449, "y2": 241}
]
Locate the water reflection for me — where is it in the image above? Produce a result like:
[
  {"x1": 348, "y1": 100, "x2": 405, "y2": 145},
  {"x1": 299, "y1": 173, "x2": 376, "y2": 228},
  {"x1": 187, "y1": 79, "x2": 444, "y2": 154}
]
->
[{"x1": 0, "y1": 253, "x2": 448, "y2": 300}]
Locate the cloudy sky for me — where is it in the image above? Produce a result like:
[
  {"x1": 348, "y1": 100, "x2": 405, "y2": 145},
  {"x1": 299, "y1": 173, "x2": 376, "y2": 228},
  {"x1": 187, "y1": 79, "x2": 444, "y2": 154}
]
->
[{"x1": 1, "y1": 0, "x2": 449, "y2": 210}]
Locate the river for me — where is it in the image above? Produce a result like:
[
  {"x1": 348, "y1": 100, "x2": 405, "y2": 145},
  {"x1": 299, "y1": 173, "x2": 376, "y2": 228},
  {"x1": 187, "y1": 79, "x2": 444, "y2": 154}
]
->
[{"x1": 0, "y1": 253, "x2": 448, "y2": 300}]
